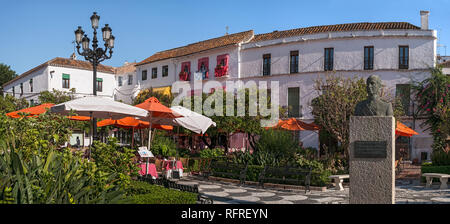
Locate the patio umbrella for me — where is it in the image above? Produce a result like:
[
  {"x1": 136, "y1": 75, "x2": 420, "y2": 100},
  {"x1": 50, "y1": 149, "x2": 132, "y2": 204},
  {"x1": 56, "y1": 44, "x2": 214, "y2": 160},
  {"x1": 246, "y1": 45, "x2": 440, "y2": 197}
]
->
[
  {"x1": 97, "y1": 117, "x2": 172, "y2": 148},
  {"x1": 50, "y1": 96, "x2": 149, "y2": 158},
  {"x1": 68, "y1": 116, "x2": 91, "y2": 121},
  {"x1": 134, "y1": 97, "x2": 181, "y2": 150},
  {"x1": 6, "y1": 103, "x2": 55, "y2": 118},
  {"x1": 50, "y1": 96, "x2": 148, "y2": 119},
  {"x1": 396, "y1": 121, "x2": 419, "y2": 137},
  {"x1": 169, "y1": 106, "x2": 216, "y2": 134},
  {"x1": 267, "y1": 118, "x2": 319, "y2": 131},
  {"x1": 113, "y1": 117, "x2": 172, "y2": 130}
]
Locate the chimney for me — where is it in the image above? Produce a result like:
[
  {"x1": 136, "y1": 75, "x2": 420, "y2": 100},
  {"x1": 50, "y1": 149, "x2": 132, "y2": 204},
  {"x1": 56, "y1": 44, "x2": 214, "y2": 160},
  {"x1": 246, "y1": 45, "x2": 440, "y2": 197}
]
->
[
  {"x1": 70, "y1": 52, "x2": 76, "y2": 60},
  {"x1": 420, "y1": 10, "x2": 429, "y2": 30}
]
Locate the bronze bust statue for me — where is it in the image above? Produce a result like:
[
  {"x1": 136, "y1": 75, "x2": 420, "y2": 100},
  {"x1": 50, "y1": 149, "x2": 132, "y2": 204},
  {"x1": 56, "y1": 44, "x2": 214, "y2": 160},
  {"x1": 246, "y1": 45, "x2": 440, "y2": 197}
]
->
[{"x1": 354, "y1": 75, "x2": 393, "y2": 116}]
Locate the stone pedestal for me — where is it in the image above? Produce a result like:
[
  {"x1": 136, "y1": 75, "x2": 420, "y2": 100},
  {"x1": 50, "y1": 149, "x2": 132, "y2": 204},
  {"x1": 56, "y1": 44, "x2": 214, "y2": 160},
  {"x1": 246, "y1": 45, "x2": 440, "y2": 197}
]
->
[{"x1": 349, "y1": 116, "x2": 395, "y2": 204}]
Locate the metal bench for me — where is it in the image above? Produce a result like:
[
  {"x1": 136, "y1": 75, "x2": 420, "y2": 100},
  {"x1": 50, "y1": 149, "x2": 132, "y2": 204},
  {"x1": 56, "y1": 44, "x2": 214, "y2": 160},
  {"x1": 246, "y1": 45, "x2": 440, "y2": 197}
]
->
[
  {"x1": 258, "y1": 166, "x2": 312, "y2": 193},
  {"x1": 208, "y1": 160, "x2": 249, "y2": 186},
  {"x1": 329, "y1": 174, "x2": 349, "y2": 191},
  {"x1": 422, "y1": 173, "x2": 450, "y2": 189}
]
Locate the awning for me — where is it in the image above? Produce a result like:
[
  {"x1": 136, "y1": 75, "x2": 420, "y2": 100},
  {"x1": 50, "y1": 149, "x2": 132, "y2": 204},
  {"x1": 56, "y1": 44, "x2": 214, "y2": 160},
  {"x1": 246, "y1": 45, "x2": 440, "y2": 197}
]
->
[{"x1": 152, "y1": 86, "x2": 171, "y2": 96}]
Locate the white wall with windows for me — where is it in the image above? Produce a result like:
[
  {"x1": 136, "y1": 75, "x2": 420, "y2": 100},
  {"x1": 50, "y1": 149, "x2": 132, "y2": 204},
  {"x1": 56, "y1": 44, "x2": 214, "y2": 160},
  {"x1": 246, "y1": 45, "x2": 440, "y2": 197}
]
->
[
  {"x1": 3, "y1": 65, "x2": 116, "y2": 105},
  {"x1": 237, "y1": 29, "x2": 436, "y2": 155},
  {"x1": 114, "y1": 72, "x2": 139, "y2": 104},
  {"x1": 135, "y1": 46, "x2": 240, "y2": 93}
]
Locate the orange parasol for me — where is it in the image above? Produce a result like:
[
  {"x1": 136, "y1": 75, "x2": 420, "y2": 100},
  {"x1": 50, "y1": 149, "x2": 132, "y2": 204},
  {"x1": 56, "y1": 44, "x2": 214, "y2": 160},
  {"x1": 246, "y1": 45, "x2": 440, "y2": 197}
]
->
[
  {"x1": 396, "y1": 121, "x2": 419, "y2": 137},
  {"x1": 135, "y1": 97, "x2": 180, "y2": 150},
  {"x1": 68, "y1": 116, "x2": 91, "y2": 121},
  {"x1": 134, "y1": 97, "x2": 178, "y2": 118},
  {"x1": 6, "y1": 103, "x2": 55, "y2": 118},
  {"x1": 266, "y1": 118, "x2": 320, "y2": 131},
  {"x1": 97, "y1": 117, "x2": 172, "y2": 130}
]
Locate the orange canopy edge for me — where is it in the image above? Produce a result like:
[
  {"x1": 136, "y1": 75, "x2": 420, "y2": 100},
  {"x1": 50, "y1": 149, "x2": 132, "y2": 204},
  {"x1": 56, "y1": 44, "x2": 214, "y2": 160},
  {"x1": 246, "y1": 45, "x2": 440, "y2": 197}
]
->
[{"x1": 6, "y1": 103, "x2": 55, "y2": 118}]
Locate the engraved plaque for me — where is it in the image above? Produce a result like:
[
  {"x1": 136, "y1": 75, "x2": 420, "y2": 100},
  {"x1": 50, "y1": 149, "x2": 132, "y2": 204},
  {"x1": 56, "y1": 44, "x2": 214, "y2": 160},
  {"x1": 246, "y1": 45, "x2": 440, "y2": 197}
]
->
[{"x1": 354, "y1": 141, "x2": 387, "y2": 158}]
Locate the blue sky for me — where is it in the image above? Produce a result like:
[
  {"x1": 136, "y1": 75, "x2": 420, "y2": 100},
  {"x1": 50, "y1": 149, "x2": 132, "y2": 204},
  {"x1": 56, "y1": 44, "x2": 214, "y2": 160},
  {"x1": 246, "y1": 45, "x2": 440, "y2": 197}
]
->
[{"x1": 1, "y1": 0, "x2": 449, "y2": 75}]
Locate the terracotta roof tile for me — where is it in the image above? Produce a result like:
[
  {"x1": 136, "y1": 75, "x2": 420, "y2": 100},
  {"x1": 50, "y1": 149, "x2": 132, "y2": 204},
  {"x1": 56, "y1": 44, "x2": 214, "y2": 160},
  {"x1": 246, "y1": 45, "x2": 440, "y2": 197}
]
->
[
  {"x1": 250, "y1": 22, "x2": 421, "y2": 42},
  {"x1": 136, "y1": 30, "x2": 254, "y2": 66},
  {"x1": 3, "y1": 57, "x2": 115, "y2": 87},
  {"x1": 114, "y1": 62, "x2": 136, "y2": 75}
]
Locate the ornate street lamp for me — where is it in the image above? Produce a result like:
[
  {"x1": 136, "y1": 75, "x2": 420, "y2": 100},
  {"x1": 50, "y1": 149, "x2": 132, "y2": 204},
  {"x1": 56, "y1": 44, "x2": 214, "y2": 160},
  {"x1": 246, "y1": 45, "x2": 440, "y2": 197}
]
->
[{"x1": 74, "y1": 12, "x2": 114, "y2": 142}]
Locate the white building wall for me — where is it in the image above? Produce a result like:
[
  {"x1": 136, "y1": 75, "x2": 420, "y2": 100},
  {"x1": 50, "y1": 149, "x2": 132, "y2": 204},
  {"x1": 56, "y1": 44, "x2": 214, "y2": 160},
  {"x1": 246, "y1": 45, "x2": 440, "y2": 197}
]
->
[
  {"x1": 114, "y1": 72, "x2": 140, "y2": 104},
  {"x1": 3, "y1": 66, "x2": 49, "y2": 104},
  {"x1": 135, "y1": 46, "x2": 240, "y2": 93},
  {"x1": 238, "y1": 29, "x2": 436, "y2": 157},
  {"x1": 47, "y1": 66, "x2": 116, "y2": 99},
  {"x1": 3, "y1": 65, "x2": 116, "y2": 104}
]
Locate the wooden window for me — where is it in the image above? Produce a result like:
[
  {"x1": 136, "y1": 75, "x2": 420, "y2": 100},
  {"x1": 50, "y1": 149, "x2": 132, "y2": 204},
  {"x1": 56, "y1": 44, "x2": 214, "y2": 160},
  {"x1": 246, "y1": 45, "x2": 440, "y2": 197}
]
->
[
  {"x1": 142, "y1": 70, "x2": 147, "y2": 81},
  {"x1": 324, "y1": 48, "x2": 334, "y2": 71},
  {"x1": 20, "y1": 83, "x2": 23, "y2": 96},
  {"x1": 396, "y1": 84, "x2": 411, "y2": 116},
  {"x1": 290, "y1": 51, "x2": 299, "y2": 74},
  {"x1": 364, "y1": 46, "x2": 374, "y2": 70},
  {"x1": 128, "y1": 75, "x2": 133, "y2": 85},
  {"x1": 288, "y1": 87, "x2": 300, "y2": 117},
  {"x1": 152, "y1": 67, "x2": 157, "y2": 79},
  {"x1": 263, "y1": 54, "x2": 271, "y2": 76},
  {"x1": 399, "y1": 46, "x2": 409, "y2": 69},
  {"x1": 118, "y1": 76, "x2": 123, "y2": 86},
  {"x1": 12, "y1": 86, "x2": 15, "y2": 96},
  {"x1": 96, "y1": 78, "x2": 103, "y2": 92},
  {"x1": 162, "y1": 65, "x2": 168, "y2": 77},
  {"x1": 62, "y1": 73, "x2": 70, "y2": 89}
]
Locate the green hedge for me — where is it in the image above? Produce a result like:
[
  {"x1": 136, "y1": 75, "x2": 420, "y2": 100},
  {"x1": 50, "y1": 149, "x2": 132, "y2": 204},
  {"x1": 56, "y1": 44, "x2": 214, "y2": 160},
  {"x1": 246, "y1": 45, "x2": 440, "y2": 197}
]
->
[
  {"x1": 420, "y1": 165, "x2": 450, "y2": 183},
  {"x1": 125, "y1": 181, "x2": 197, "y2": 204},
  {"x1": 210, "y1": 164, "x2": 330, "y2": 187}
]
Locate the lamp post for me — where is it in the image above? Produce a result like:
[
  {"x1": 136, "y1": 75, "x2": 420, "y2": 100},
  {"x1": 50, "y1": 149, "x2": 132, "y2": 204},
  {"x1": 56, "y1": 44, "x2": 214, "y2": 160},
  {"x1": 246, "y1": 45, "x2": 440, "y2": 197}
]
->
[{"x1": 74, "y1": 12, "x2": 114, "y2": 143}]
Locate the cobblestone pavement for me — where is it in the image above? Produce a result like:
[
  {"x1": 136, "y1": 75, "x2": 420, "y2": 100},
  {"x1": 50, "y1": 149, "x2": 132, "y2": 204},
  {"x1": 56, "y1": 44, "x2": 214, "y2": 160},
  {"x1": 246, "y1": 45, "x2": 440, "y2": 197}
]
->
[{"x1": 176, "y1": 177, "x2": 450, "y2": 204}]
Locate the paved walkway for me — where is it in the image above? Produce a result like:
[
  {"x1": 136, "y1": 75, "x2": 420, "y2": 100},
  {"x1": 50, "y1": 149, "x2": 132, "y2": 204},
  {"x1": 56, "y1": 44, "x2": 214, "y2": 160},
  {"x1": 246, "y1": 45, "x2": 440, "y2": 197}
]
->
[{"x1": 177, "y1": 177, "x2": 450, "y2": 204}]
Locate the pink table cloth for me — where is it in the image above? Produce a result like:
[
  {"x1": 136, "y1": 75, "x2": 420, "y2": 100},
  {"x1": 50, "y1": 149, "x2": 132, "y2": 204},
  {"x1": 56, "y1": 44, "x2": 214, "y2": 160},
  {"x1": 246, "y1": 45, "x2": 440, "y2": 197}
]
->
[
  {"x1": 138, "y1": 163, "x2": 158, "y2": 178},
  {"x1": 162, "y1": 160, "x2": 184, "y2": 170}
]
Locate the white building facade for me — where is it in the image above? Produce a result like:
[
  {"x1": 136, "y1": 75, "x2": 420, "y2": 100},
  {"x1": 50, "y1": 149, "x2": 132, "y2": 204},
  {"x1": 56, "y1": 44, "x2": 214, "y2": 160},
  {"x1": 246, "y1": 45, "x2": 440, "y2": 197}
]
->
[
  {"x1": 3, "y1": 56, "x2": 117, "y2": 105},
  {"x1": 129, "y1": 12, "x2": 437, "y2": 162}
]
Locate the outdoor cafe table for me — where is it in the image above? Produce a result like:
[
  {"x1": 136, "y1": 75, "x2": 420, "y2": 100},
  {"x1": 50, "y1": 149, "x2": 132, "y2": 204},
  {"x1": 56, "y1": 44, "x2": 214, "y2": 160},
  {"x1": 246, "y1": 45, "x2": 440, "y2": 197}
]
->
[
  {"x1": 162, "y1": 160, "x2": 184, "y2": 179},
  {"x1": 138, "y1": 163, "x2": 158, "y2": 179}
]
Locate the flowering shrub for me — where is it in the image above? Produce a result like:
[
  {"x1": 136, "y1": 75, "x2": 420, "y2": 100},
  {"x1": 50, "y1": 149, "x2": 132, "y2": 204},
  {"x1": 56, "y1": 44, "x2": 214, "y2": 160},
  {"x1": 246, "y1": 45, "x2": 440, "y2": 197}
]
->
[{"x1": 414, "y1": 67, "x2": 450, "y2": 154}]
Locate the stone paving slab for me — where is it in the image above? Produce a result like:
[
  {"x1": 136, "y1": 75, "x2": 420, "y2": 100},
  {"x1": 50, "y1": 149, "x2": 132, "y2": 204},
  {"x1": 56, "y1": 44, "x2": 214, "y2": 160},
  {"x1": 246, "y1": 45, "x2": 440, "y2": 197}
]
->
[{"x1": 176, "y1": 176, "x2": 450, "y2": 204}]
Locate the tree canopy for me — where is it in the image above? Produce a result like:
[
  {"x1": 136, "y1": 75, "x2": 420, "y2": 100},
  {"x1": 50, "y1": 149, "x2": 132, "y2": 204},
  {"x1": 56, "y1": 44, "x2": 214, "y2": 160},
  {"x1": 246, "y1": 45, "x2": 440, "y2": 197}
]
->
[{"x1": 0, "y1": 63, "x2": 17, "y2": 94}]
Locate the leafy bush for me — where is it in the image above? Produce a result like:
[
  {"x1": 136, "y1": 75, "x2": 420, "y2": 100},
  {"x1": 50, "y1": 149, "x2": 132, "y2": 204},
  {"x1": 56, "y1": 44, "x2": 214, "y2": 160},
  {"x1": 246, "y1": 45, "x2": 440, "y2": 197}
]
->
[
  {"x1": 255, "y1": 130, "x2": 299, "y2": 166},
  {"x1": 125, "y1": 181, "x2": 197, "y2": 204},
  {"x1": 176, "y1": 148, "x2": 191, "y2": 158},
  {"x1": 91, "y1": 138, "x2": 139, "y2": 189},
  {"x1": 431, "y1": 150, "x2": 450, "y2": 166},
  {"x1": 151, "y1": 133, "x2": 177, "y2": 158},
  {"x1": 296, "y1": 156, "x2": 331, "y2": 187},
  {"x1": 0, "y1": 146, "x2": 125, "y2": 204},
  {"x1": 421, "y1": 165, "x2": 450, "y2": 183},
  {"x1": 199, "y1": 148, "x2": 224, "y2": 158},
  {"x1": 0, "y1": 113, "x2": 75, "y2": 161}
]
